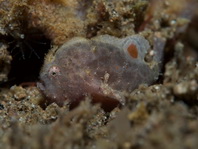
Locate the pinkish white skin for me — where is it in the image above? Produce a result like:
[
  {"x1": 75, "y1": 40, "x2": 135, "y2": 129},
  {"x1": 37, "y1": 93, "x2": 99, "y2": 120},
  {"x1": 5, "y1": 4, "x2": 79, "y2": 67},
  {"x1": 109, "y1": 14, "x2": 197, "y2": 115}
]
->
[{"x1": 38, "y1": 35, "x2": 163, "y2": 108}]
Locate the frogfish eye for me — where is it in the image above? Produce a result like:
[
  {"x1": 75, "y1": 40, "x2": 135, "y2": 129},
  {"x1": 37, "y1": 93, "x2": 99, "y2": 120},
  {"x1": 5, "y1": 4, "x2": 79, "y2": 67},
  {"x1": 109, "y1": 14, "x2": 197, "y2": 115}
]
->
[{"x1": 49, "y1": 66, "x2": 60, "y2": 77}]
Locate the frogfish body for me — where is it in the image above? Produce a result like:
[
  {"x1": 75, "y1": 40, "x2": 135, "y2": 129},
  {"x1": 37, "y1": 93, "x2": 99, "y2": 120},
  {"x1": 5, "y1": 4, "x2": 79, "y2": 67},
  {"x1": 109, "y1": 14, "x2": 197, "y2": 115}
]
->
[{"x1": 38, "y1": 35, "x2": 164, "y2": 110}]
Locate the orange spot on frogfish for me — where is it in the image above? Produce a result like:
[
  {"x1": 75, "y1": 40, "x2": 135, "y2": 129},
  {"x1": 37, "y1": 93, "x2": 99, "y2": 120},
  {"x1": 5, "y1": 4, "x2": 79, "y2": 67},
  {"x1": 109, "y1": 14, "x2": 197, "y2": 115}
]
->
[{"x1": 127, "y1": 44, "x2": 138, "y2": 58}]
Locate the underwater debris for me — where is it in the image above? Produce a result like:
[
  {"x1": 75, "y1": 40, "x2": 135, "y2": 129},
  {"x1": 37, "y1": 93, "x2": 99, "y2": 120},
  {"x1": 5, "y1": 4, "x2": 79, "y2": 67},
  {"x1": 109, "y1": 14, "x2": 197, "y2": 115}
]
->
[
  {"x1": 27, "y1": 0, "x2": 87, "y2": 45},
  {"x1": 0, "y1": 43, "x2": 12, "y2": 83}
]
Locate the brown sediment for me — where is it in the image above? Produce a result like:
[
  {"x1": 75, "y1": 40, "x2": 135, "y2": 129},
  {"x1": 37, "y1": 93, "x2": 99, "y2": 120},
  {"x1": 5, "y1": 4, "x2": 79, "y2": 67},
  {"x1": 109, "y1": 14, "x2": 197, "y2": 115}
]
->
[
  {"x1": 27, "y1": 0, "x2": 86, "y2": 45},
  {"x1": 0, "y1": 44, "x2": 12, "y2": 82}
]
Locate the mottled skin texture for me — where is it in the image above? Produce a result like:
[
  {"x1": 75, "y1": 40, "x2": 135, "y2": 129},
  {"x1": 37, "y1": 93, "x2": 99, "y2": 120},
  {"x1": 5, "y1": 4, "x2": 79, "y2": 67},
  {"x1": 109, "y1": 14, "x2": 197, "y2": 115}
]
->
[{"x1": 38, "y1": 35, "x2": 162, "y2": 110}]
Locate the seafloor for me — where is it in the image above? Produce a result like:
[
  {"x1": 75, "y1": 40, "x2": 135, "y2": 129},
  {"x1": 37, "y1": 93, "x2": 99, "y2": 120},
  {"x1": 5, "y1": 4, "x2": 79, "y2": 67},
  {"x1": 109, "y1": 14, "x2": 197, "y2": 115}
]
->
[{"x1": 0, "y1": 0, "x2": 198, "y2": 148}]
